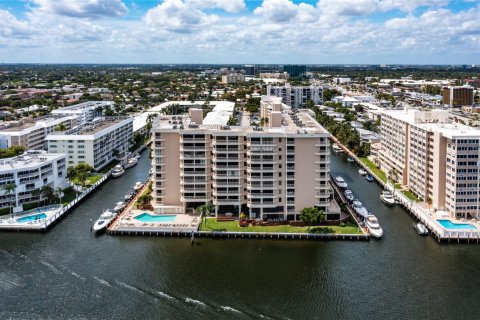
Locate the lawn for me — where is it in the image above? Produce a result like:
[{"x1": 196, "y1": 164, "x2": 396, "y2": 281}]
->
[
  {"x1": 61, "y1": 187, "x2": 80, "y2": 205},
  {"x1": 394, "y1": 183, "x2": 402, "y2": 189},
  {"x1": 402, "y1": 190, "x2": 419, "y2": 202},
  {"x1": 73, "y1": 174, "x2": 102, "y2": 186},
  {"x1": 199, "y1": 219, "x2": 362, "y2": 234},
  {"x1": 358, "y1": 157, "x2": 387, "y2": 183}
]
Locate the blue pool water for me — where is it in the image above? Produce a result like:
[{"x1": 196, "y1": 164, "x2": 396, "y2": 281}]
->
[
  {"x1": 134, "y1": 213, "x2": 176, "y2": 222},
  {"x1": 16, "y1": 213, "x2": 47, "y2": 223},
  {"x1": 437, "y1": 219, "x2": 477, "y2": 230}
]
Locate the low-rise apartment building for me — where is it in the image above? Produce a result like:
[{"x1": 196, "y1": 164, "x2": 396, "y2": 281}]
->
[
  {"x1": 51, "y1": 101, "x2": 114, "y2": 125},
  {"x1": 151, "y1": 97, "x2": 332, "y2": 221},
  {"x1": 380, "y1": 107, "x2": 480, "y2": 219},
  {"x1": 0, "y1": 116, "x2": 78, "y2": 150},
  {"x1": 267, "y1": 84, "x2": 323, "y2": 108},
  {"x1": 46, "y1": 117, "x2": 133, "y2": 170},
  {"x1": 0, "y1": 150, "x2": 68, "y2": 212}
]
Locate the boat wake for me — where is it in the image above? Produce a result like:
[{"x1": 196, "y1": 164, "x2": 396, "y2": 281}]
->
[
  {"x1": 185, "y1": 297, "x2": 207, "y2": 307},
  {"x1": 59, "y1": 265, "x2": 86, "y2": 281},
  {"x1": 220, "y1": 306, "x2": 241, "y2": 313},
  {"x1": 157, "y1": 291, "x2": 175, "y2": 300},
  {"x1": 39, "y1": 260, "x2": 62, "y2": 275},
  {"x1": 116, "y1": 280, "x2": 144, "y2": 294},
  {"x1": 93, "y1": 276, "x2": 112, "y2": 287}
]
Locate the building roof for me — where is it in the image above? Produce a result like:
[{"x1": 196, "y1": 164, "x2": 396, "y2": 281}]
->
[
  {"x1": 0, "y1": 150, "x2": 65, "y2": 171},
  {"x1": 45, "y1": 117, "x2": 132, "y2": 140}
]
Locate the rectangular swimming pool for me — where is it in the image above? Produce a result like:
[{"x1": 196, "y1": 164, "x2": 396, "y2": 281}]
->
[
  {"x1": 16, "y1": 213, "x2": 47, "y2": 223},
  {"x1": 134, "y1": 213, "x2": 176, "y2": 223},
  {"x1": 437, "y1": 219, "x2": 477, "y2": 230}
]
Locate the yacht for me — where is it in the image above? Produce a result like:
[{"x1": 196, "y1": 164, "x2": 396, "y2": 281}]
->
[
  {"x1": 344, "y1": 189, "x2": 354, "y2": 202},
  {"x1": 332, "y1": 143, "x2": 344, "y2": 153},
  {"x1": 352, "y1": 200, "x2": 369, "y2": 219},
  {"x1": 124, "y1": 191, "x2": 134, "y2": 201},
  {"x1": 334, "y1": 176, "x2": 348, "y2": 188},
  {"x1": 358, "y1": 168, "x2": 368, "y2": 176},
  {"x1": 93, "y1": 209, "x2": 117, "y2": 233},
  {"x1": 365, "y1": 215, "x2": 384, "y2": 238},
  {"x1": 134, "y1": 153, "x2": 141, "y2": 160},
  {"x1": 114, "y1": 202, "x2": 125, "y2": 212},
  {"x1": 111, "y1": 165, "x2": 125, "y2": 178},
  {"x1": 124, "y1": 157, "x2": 138, "y2": 169},
  {"x1": 365, "y1": 174, "x2": 374, "y2": 182},
  {"x1": 149, "y1": 168, "x2": 153, "y2": 176},
  {"x1": 133, "y1": 181, "x2": 143, "y2": 192},
  {"x1": 380, "y1": 190, "x2": 396, "y2": 205},
  {"x1": 414, "y1": 222, "x2": 429, "y2": 236},
  {"x1": 347, "y1": 156, "x2": 355, "y2": 162}
]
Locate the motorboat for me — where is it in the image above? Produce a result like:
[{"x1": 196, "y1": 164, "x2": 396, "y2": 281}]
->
[
  {"x1": 114, "y1": 202, "x2": 125, "y2": 212},
  {"x1": 149, "y1": 168, "x2": 153, "y2": 175},
  {"x1": 380, "y1": 190, "x2": 396, "y2": 205},
  {"x1": 359, "y1": 168, "x2": 368, "y2": 176},
  {"x1": 124, "y1": 157, "x2": 138, "y2": 169},
  {"x1": 352, "y1": 200, "x2": 369, "y2": 219},
  {"x1": 414, "y1": 222, "x2": 429, "y2": 236},
  {"x1": 365, "y1": 174, "x2": 374, "y2": 182},
  {"x1": 365, "y1": 214, "x2": 384, "y2": 238},
  {"x1": 334, "y1": 176, "x2": 348, "y2": 188},
  {"x1": 344, "y1": 189, "x2": 354, "y2": 202},
  {"x1": 134, "y1": 153, "x2": 141, "y2": 160},
  {"x1": 347, "y1": 156, "x2": 355, "y2": 162},
  {"x1": 133, "y1": 181, "x2": 143, "y2": 192},
  {"x1": 124, "y1": 191, "x2": 134, "y2": 201},
  {"x1": 332, "y1": 143, "x2": 344, "y2": 153},
  {"x1": 111, "y1": 165, "x2": 125, "y2": 178},
  {"x1": 92, "y1": 209, "x2": 117, "y2": 233}
]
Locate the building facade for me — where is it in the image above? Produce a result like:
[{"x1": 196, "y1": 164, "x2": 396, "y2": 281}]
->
[
  {"x1": 0, "y1": 116, "x2": 78, "y2": 150},
  {"x1": 221, "y1": 73, "x2": 246, "y2": 84},
  {"x1": 46, "y1": 117, "x2": 133, "y2": 170},
  {"x1": 442, "y1": 86, "x2": 474, "y2": 107},
  {"x1": 51, "y1": 101, "x2": 114, "y2": 125},
  {"x1": 283, "y1": 65, "x2": 306, "y2": 78},
  {"x1": 267, "y1": 84, "x2": 323, "y2": 108},
  {"x1": 0, "y1": 150, "x2": 68, "y2": 212},
  {"x1": 151, "y1": 98, "x2": 332, "y2": 221},
  {"x1": 245, "y1": 65, "x2": 256, "y2": 76}
]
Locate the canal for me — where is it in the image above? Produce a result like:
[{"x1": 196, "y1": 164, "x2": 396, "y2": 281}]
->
[{"x1": 1, "y1": 150, "x2": 480, "y2": 319}]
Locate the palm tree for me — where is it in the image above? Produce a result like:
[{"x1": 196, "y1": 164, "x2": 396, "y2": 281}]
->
[
  {"x1": 55, "y1": 187, "x2": 63, "y2": 205},
  {"x1": 67, "y1": 167, "x2": 77, "y2": 185},
  {"x1": 40, "y1": 186, "x2": 54, "y2": 206},
  {"x1": 31, "y1": 188, "x2": 42, "y2": 208},
  {"x1": 138, "y1": 194, "x2": 153, "y2": 209},
  {"x1": 55, "y1": 123, "x2": 67, "y2": 131},
  {"x1": 198, "y1": 202, "x2": 214, "y2": 227},
  {"x1": 2, "y1": 182, "x2": 17, "y2": 216}
]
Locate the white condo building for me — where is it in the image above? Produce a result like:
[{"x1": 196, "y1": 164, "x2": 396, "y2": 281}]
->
[
  {"x1": 380, "y1": 107, "x2": 480, "y2": 219},
  {"x1": 46, "y1": 117, "x2": 133, "y2": 170},
  {"x1": 0, "y1": 116, "x2": 78, "y2": 150},
  {"x1": 51, "y1": 101, "x2": 114, "y2": 125},
  {"x1": 0, "y1": 150, "x2": 68, "y2": 212},
  {"x1": 267, "y1": 84, "x2": 323, "y2": 108},
  {"x1": 151, "y1": 97, "x2": 334, "y2": 221}
]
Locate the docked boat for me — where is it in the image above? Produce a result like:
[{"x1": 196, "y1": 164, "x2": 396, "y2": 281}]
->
[
  {"x1": 414, "y1": 222, "x2": 429, "y2": 236},
  {"x1": 134, "y1": 153, "x2": 141, "y2": 160},
  {"x1": 334, "y1": 176, "x2": 348, "y2": 188},
  {"x1": 359, "y1": 168, "x2": 368, "y2": 176},
  {"x1": 332, "y1": 143, "x2": 344, "y2": 153},
  {"x1": 365, "y1": 215, "x2": 384, "y2": 238},
  {"x1": 365, "y1": 174, "x2": 374, "y2": 182},
  {"x1": 124, "y1": 191, "x2": 134, "y2": 201},
  {"x1": 114, "y1": 202, "x2": 125, "y2": 212},
  {"x1": 352, "y1": 200, "x2": 369, "y2": 219},
  {"x1": 344, "y1": 189, "x2": 354, "y2": 202},
  {"x1": 92, "y1": 209, "x2": 117, "y2": 233},
  {"x1": 347, "y1": 156, "x2": 355, "y2": 162},
  {"x1": 149, "y1": 168, "x2": 153, "y2": 175},
  {"x1": 124, "y1": 157, "x2": 138, "y2": 169},
  {"x1": 133, "y1": 181, "x2": 143, "y2": 192},
  {"x1": 111, "y1": 165, "x2": 125, "y2": 178},
  {"x1": 380, "y1": 190, "x2": 396, "y2": 205}
]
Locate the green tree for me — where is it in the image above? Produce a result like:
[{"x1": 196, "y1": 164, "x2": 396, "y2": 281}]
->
[
  {"x1": 55, "y1": 187, "x2": 63, "y2": 205},
  {"x1": 31, "y1": 188, "x2": 42, "y2": 208},
  {"x1": 197, "y1": 202, "x2": 214, "y2": 227},
  {"x1": 55, "y1": 123, "x2": 67, "y2": 131},
  {"x1": 300, "y1": 207, "x2": 324, "y2": 231},
  {"x1": 138, "y1": 193, "x2": 153, "y2": 209},
  {"x1": 41, "y1": 186, "x2": 55, "y2": 206},
  {"x1": 2, "y1": 182, "x2": 17, "y2": 215}
]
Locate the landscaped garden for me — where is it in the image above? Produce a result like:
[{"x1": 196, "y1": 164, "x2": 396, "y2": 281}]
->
[{"x1": 358, "y1": 157, "x2": 387, "y2": 183}]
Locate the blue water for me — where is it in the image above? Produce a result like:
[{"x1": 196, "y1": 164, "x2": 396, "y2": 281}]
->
[
  {"x1": 437, "y1": 219, "x2": 477, "y2": 230},
  {"x1": 134, "y1": 213, "x2": 176, "y2": 222},
  {"x1": 16, "y1": 213, "x2": 47, "y2": 223}
]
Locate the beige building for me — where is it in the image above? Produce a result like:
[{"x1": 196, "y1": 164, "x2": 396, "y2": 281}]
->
[
  {"x1": 442, "y1": 86, "x2": 474, "y2": 107},
  {"x1": 381, "y1": 108, "x2": 480, "y2": 219},
  {"x1": 151, "y1": 97, "x2": 332, "y2": 221}
]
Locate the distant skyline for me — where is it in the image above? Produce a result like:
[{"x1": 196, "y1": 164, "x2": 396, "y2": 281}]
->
[{"x1": 0, "y1": 0, "x2": 479, "y2": 64}]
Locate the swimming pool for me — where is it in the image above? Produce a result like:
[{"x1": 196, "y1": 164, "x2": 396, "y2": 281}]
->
[
  {"x1": 437, "y1": 219, "x2": 477, "y2": 230},
  {"x1": 16, "y1": 213, "x2": 47, "y2": 223},
  {"x1": 134, "y1": 213, "x2": 176, "y2": 223}
]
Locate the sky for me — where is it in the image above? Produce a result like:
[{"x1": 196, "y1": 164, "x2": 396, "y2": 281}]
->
[{"x1": 0, "y1": 0, "x2": 479, "y2": 64}]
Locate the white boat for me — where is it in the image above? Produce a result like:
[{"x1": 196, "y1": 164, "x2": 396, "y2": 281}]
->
[
  {"x1": 334, "y1": 176, "x2": 348, "y2": 188},
  {"x1": 352, "y1": 200, "x2": 369, "y2": 219},
  {"x1": 332, "y1": 143, "x2": 344, "y2": 153},
  {"x1": 124, "y1": 157, "x2": 138, "y2": 169},
  {"x1": 365, "y1": 214, "x2": 384, "y2": 238},
  {"x1": 380, "y1": 190, "x2": 396, "y2": 205},
  {"x1": 114, "y1": 202, "x2": 125, "y2": 212},
  {"x1": 359, "y1": 168, "x2": 368, "y2": 176},
  {"x1": 344, "y1": 189, "x2": 354, "y2": 202},
  {"x1": 92, "y1": 209, "x2": 117, "y2": 233},
  {"x1": 111, "y1": 165, "x2": 125, "y2": 178},
  {"x1": 124, "y1": 192, "x2": 134, "y2": 201},
  {"x1": 149, "y1": 168, "x2": 153, "y2": 175},
  {"x1": 133, "y1": 181, "x2": 143, "y2": 191},
  {"x1": 414, "y1": 222, "x2": 429, "y2": 236},
  {"x1": 134, "y1": 153, "x2": 141, "y2": 160},
  {"x1": 347, "y1": 156, "x2": 355, "y2": 162}
]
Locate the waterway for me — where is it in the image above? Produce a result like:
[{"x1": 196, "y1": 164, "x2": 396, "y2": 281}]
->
[{"x1": 1, "y1": 150, "x2": 480, "y2": 319}]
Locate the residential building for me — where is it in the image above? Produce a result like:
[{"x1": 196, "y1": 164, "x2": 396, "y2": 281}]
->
[
  {"x1": 0, "y1": 150, "x2": 68, "y2": 212},
  {"x1": 465, "y1": 79, "x2": 480, "y2": 89},
  {"x1": 46, "y1": 117, "x2": 133, "y2": 170},
  {"x1": 333, "y1": 77, "x2": 352, "y2": 84},
  {"x1": 283, "y1": 65, "x2": 306, "y2": 78},
  {"x1": 245, "y1": 65, "x2": 256, "y2": 76},
  {"x1": 221, "y1": 73, "x2": 245, "y2": 84},
  {"x1": 332, "y1": 96, "x2": 361, "y2": 107},
  {"x1": 267, "y1": 84, "x2": 323, "y2": 108},
  {"x1": 51, "y1": 101, "x2": 114, "y2": 125},
  {"x1": 442, "y1": 86, "x2": 474, "y2": 107},
  {"x1": 151, "y1": 97, "x2": 333, "y2": 221},
  {"x1": 380, "y1": 107, "x2": 480, "y2": 219},
  {"x1": 0, "y1": 116, "x2": 78, "y2": 150}
]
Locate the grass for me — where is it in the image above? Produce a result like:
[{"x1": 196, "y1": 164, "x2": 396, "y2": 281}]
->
[
  {"x1": 358, "y1": 157, "x2": 387, "y2": 183},
  {"x1": 394, "y1": 183, "x2": 402, "y2": 189},
  {"x1": 61, "y1": 187, "x2": 80, "y2": 205},
  {"x1": 199, "y1": 219, "x2": 362, "y2": 234},
  {"x1": 72, "y1": 174, "x2": 102, "y2": 187},
  {"x1": 402, "y1": 190, "x2": 419, "y2": 202}
]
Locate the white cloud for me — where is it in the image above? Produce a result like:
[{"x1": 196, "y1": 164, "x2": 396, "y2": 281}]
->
[
  {"x1": 30, "y1": 0, "x2": 128, "y2": 18},
  {"x1": 187, "y1": 0, "x2": 246, "y2": 13},
  {"x1": 0, "y1": 9, "x2": 32, "y2": 37},
  {"x1": 254, "y1": 0, "x2": 317, "y2": 23}
]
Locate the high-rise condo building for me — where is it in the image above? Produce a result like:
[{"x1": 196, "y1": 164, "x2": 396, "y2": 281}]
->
[
  {"x1": 267, "y1": 84, "x2": 323, "y2": 108},
  {"x1": 283, "y1": 65, "x2": 306, "y2": 78},
  {"x1": 442, "y1": 86, "x2": 474, "y2": 107},
  {"x1": 51, "y1": 101, "x2": 114, "y2": 125},
  {"x1": 245, "y1": 65, "x2": 256, "y2": 76}
]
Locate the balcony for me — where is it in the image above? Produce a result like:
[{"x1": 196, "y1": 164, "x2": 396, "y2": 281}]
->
[
  {"x1": 212, "y1": 147, "x2": 242, "y2": 154},
  {"x1": 247, "y1": 175, "x2": 275, "y2": 181},
  {"x1": 247, "y1": 166, "x2": 277, "y2": 173},
  {"x1": 180, "y1": 145, "x2": 209, "y2": 151},
  {"x1": 180, "y1": 171, "x2": 208, "y2": 177}
]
